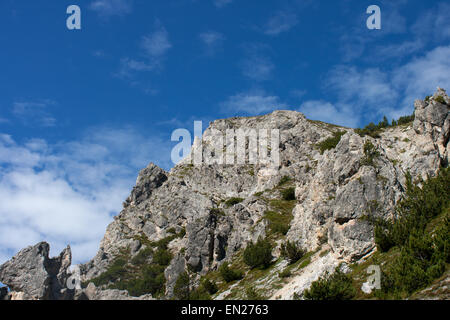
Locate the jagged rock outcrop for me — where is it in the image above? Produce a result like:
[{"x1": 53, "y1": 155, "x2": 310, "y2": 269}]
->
[
  {"x1": 80, "y1": 283, "x2": 154, "y2": 300},
  {"x1": 413, "y1": 87, "x2": 450, "y2": 167},
  {"x1": 78, "y1": 88, "x2": 448, "y2": 299},
  {"x1": 0, "y1": 242, "x2": 72, "y2": 300},
  {"x1": 0, "y1": 286, "x2": 8, "y2": 300},
  {"x1": 1, "y1": 88, "x2": 449, "y2": 300}
]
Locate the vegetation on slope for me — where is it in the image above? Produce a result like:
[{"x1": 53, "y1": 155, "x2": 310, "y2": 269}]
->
[
  {"x1": 305, "y1": 167, "x2": 449, "y2": 300},
  {"x1": 355, "y1": 114, "x2": 415, "y2": 138}
]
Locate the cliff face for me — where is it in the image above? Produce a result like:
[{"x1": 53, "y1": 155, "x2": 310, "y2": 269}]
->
[{"x1": 1, "y1": 88, "x2": 449, "y2": 300}]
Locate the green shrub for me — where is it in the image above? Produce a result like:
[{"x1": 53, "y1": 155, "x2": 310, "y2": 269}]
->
[
  {"x1": 91, "y1": 257, "x2": 128, "y2": 287},
  {"x1": 243, "y1": 238, "x2": 273, "y2": 269},
  {"x1": 225, "y1": 197, "x2": 244, "y2": 207},
  {"x1": 279, "y1": 268, "x2": 292, "y2": 278},
  {"x1": 374, "y1": 168, "x2": 450, "y2": 297},
  {"x1": 435, "y1": 95, "x2": 446, "y2": 104},
  {"x1": 303, "y1": 267, "x2": 356, "y2": 300},
  {"x1": 125, "y1": 264, "x2": 166, "y2": 297},
  {"x1": 202, "y1": 279, "x2": 218, "y2": 295},
  {"x1": 178, "y1": 227, "x2": 186, "y2": 238},
  {"x1": 210, "y1": 208, "x2": 225, "y2": 217},
  {"x1": 317, "y1": 131, "x2": 346, "y2": 154},
  {"x1": 219, "y1": 262, "x2": 244, "y2": 283},
  {"x1": 280, "y1": 241, "x2": 305, "y2": 264},
  {"x1": 131, "y1": 247, "x2": 153, "y2": 265},
  {"x1": 355, "y1": 122, "x2": 380, "y2": 138},
  {"x1": 281, "y1": 187, "x2": 296, "y2": 201},
  {"x1": 396, "y1": 114, "x2": 414, "y2": 125},
  {"x1": 361, "y1": 140, "x2": 380, "y2": 167},
  {"x1": 152, "y1": 248, "x2": 172, "y2": 266},
  {"x1": 355, "y1": 113, "x2": 415, "y2": 138},
  {"x1": 189, "y1": 286, "x2": 212, "y2": 300},
  {"x1": 245, "y1": 286, "x2": 265, "y2": 300},
  {"x1": 173, "y1": 272, "x2": 190, "y2": 300}
]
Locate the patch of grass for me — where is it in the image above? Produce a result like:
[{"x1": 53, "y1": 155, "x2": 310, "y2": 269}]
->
[
  {"x1": 319, "y1": 249, "x2": 330, "y2": 257},
  {"x1": 264, "y1": 211, "x2": 292, "y2": 236},
  {"x1": 269, "y1": 199, "x2": 296, "y2": 215},
  {"x1": 278, "y1": 176, "x2": 292, "y2": 186},
  {"x1": 299, "y1": 257, "x2": 312, "y2": 269},
  {"x1": 316, "y1": 131, "x2": 346, "y2": 154},
  {"x1": 225, "y1": 197, "x2": 244, "y2": 208}
]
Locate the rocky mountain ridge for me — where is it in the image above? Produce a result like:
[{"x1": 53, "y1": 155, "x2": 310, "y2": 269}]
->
[{"x1": 1, "y1": 88, "x2": 449, "y2": 300}]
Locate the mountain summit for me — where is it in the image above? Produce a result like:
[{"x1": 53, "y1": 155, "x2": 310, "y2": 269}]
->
[{"x1": 1, "y1": 88, "x2": 449, "y2": 300}]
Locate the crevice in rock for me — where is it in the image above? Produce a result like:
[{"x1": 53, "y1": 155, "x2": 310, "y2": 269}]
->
[
  {"x1": 335, "y1": 217, "x2": 351, "y2": 225},
  {"x1": 208, "y1": 214, "x2": 217, "y2": 265}
]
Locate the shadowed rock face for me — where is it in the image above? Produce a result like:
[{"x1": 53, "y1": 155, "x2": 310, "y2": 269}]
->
[
  {"x1": 0, "y1": 242, "x2": 72, "y2": 300},
  {"x1": 0, "y1": 286, "x2": 8, "y2": 300},
  {"x1": 1, "y1": 89, "x2": 449, "y2": 300}
]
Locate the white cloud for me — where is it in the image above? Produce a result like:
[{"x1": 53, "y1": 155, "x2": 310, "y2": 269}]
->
[
  {"x1": 117, "y1": 23, "x2": 172, "y2": 81},
  {"x1": 199, "y1": 31, "x2": 225, "y2": 56},
  {"x1": 393, "y1": 45, "x2": 450, "y2": 108},
  {"x1": 298, "y1": 100, "x2": 358, "y2": 128},
  {"x1": 220, "y1": 90, "x2": 287, "y2": 115},
  {"x1": 240, "y1": 44, "x2": 274, "y2": 81},
  {"x1": 90, "y1": 0, "x2": 132, "y2": 17},
  {"x1": 315, "y1": 45, "x2": 450, "y2": 125},
  {"x1": 213, "y1": 0, "x2": 233, "y2": 8},
  {"x1": 326, "y1": 66, "x2": 399, "y2": 107},
  {"x1": 12, "y1": 100, "x2": 57, "y2": 127},
  {"x1": 241, "y1": 56, "x2": 274, "y2": 81},
  {"x1": 411, "y1": 2, "x2": 450, "y2": 42},
  {"x1": 0, "y1": 127, "x2": 172, "y2": 265},
  {"x1": 264, "y1": 11, "x2": 298, "y2": 36},
  {"x1": 141, "y1": 26, "x2": 172, "y2": 58}
]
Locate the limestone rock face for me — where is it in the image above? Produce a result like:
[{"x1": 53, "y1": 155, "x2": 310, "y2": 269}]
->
[
  {"x1": 2, "y1": 88, "x2": 449, "y2": 300},
  {"x1": 81, "y1": 283, "x2": 154, "y2": 300},
  {"x1": 413, "y1": 87, "x2": 450, "y2": 167},
  {"x1": 0, "y1": 242, "x2": 72, "y2": 300}
]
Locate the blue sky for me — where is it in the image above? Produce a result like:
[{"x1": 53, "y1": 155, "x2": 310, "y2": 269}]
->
[{"x1": 0, "y1": 0, "x2": 449, "y2": 265}]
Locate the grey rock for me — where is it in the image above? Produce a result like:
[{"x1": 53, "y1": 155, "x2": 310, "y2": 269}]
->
[
  {"x1": 83, "y1": 283, "x2": 154, "y2": 300},
  {"x1": 0, "y1": 242, "x2": 72, "y2": 300},
  {"x1": 4, "y1": 89, "x2": 449, "y2": 300}
]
